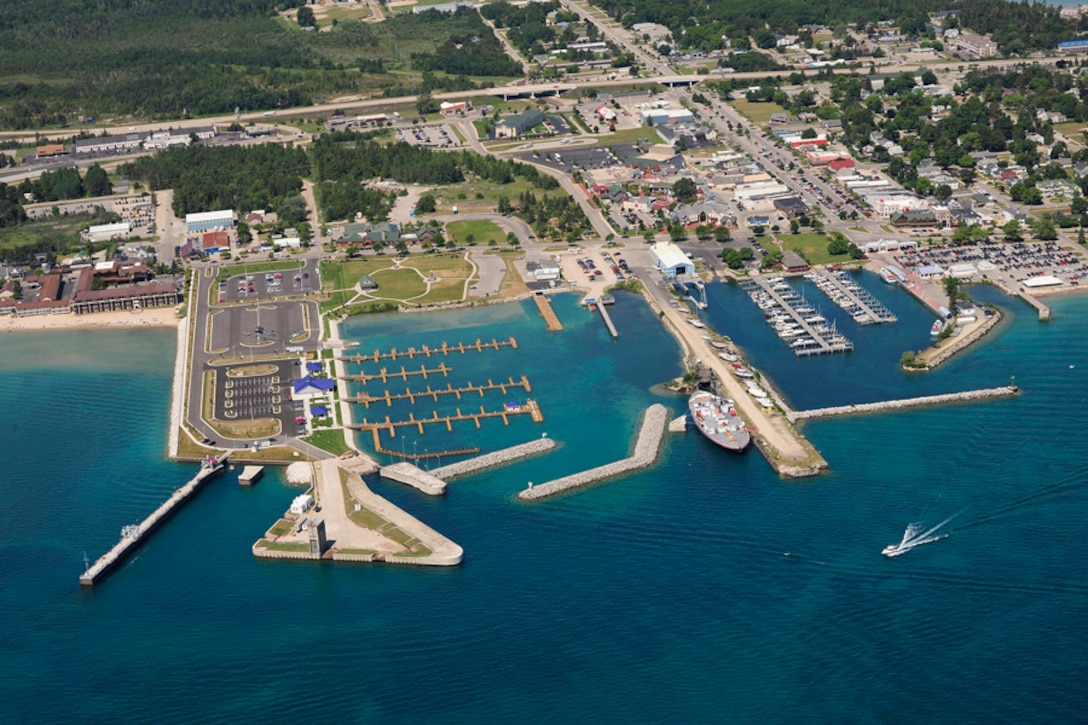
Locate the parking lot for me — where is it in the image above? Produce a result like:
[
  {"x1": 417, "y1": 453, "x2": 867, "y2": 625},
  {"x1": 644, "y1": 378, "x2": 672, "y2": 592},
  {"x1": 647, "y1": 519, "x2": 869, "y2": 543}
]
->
[
  {"x1": 516, "y1": 144, "x2": 619, "y2": 172},
  {"x1": 209, "y1": 300, "x2": 315, "y2": 356},
  {"x1": 212, "y1": 359, "x2": 300, "y2": 435},
  {"x1": 397, "y1": 123, "x2": 460, "y2": 148},
  {"x1": 214, "y1": 259, "x2": 318, "y2": 304}
]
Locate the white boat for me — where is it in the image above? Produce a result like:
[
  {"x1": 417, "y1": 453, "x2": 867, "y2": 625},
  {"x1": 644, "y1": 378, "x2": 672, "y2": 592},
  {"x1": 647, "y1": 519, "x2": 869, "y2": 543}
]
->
[
  {"x1": 718, "y1": 352, "x2": 738, "y2": 362},
  {"x1": 734, "y1": 368, "x2": 755, "y2": 379},
  {"x1": 688, "y1": 318, "x2": 706, "y2": 329}
]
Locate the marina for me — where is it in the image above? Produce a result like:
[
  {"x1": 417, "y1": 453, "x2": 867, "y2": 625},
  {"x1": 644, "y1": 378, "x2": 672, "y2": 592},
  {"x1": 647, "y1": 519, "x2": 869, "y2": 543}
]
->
[
  {"x1": 80, "y1": 453, "x2": 231, "y2": 587},
  {"x1": 349, "y1": 401, "x2": 545, "y2": 449},
  {"x1": 741, "y1": 275, "x2": 854, "y2": 356},
  {"x1": 337, "y1": 337, "x2": 518, "y2": 364},
  {"x1": 346, "y1": 376, "x2": 533, "y2": 407},
  {"x1": 339, "y1": 362, "x2": 453, "y2": 384},
  {"x1": 809, "y1": 269, "x2": 897, "y2": 325}
]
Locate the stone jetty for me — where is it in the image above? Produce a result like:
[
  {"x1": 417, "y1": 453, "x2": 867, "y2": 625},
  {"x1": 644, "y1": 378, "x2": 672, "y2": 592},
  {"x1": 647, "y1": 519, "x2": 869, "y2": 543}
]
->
[
  {"x1": 787, "y1": 386, "x2": 1019, "y2": 423},
  {"x1": 518, "y1": 404, "x2": 667, "y2": 501},
  {"x1": 379, "y1": 462, "x2": 447, "y2": 495},
  {"x1": 431, "y1": 437, "x2": 557, "y2": 480}
]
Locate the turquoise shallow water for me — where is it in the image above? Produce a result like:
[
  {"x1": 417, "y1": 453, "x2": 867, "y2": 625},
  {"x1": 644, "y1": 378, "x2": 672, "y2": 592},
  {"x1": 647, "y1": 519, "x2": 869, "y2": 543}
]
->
[{"x1": 2, "y1": 282, "x2": 1088, "y2": 722}]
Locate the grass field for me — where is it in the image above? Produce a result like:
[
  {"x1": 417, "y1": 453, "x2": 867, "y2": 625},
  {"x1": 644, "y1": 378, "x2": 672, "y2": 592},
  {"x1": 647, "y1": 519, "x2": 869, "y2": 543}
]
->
[
  {"x1": 0, "y1": 212, "x2": 110, "y2": 258},
  {"x1": 731, "y1": 99, "x2": 789, "y2": 124},
  {"x1": 302, "y1": 428, "x2": 351, "y2": 456},
  {"x1": 763, "y1": 231, "x2": 854, "y2": 267},
  {"x1": 321, "y1": 253, "x2": 474, "y2": 308},
  {"x1": 599, "y1": 126, "x2": 661, "y2": 146},
  {"x1": 447, "y1": 219, "x2": 505, "y2": 245},
  {"x1": 424, "y1": 179, "x2": 536, "y2": 215}
]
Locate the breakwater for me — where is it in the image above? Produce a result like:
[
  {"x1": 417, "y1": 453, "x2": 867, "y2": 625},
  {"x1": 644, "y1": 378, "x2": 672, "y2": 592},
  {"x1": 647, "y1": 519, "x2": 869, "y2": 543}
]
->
[
  {"x1": 431, "y1": 437, "x2": 557, "y2": 480},
  {"x1": 380, "y1": 462, "x2": 447, "y2": 496},
  {"x1": 787, "y1": 386, "x2": 1019, "y2": 423},
  {"x1": 80, "y1": 453, "x2": 232, "y2": 587},
  {"x1": 518, "y1": 404, "x2": 667, "y2": 501}
]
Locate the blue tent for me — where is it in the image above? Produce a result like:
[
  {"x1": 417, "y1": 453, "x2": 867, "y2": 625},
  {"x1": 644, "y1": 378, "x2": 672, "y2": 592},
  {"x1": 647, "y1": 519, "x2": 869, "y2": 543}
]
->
[{"x1": 306, "y1": 362, "x2": 323, "y2": 374}]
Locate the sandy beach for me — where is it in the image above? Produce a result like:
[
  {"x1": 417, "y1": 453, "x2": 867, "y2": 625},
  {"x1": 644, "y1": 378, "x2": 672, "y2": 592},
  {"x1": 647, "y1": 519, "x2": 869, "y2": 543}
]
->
[{"x1": 0, "y1": 307, "x2": 182, "y2": 332}]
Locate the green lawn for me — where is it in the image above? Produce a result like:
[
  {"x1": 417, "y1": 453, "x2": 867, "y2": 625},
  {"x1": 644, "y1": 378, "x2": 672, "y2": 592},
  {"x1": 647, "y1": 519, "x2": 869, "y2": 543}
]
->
[
  {"x1": 764, "y1": 232, "x2": 855, "y2": 267},
  {"x1": 420, "y1": 178, "x2": 536, "y2": 216},
  {"x1": 731, "y1": 99, "x2": 789, "y2": 124},
  {"x1": 302, "y1": 428, "x2": 351, "y2": 456},
  {"x1": 447, "y1": 219, "x2": 505, "y2": 245},
  {"x1": 599, "y1": 126, "x2": 661, "y2": 145},
  {"x1": 321, "y1": 254, "x2": 475, "y2": 309}
]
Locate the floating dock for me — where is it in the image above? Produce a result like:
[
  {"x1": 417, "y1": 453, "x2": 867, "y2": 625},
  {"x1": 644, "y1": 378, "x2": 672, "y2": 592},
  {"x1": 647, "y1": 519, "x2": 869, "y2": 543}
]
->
[
  {"x1": 811, "y1": 269, "x2": 897, "y2": 324},
  {"x1": 80, "y1": 453, "x2": 231, "y2": 587},
  {"x1": 347, "y1": 376, "x2": 532, "y2": 407},
  {"x1": 787, "y1": 386, "x2": 1019, "y2": 423},
  {"x1": 339, "y1": 363, "x2": 452, "y2": 384},
  {"x1": 519, "y1": 404, "x2": 666, "y2": 501},
  {"x1": 239, "y1": 465, "x2": 264, "y2": 486},
  {"x1": 532, "y1": 294, "x2": 563, "y2": 331},
  {"x1": 338, "y1": 337, "x2": 517, "y2": 364},
  {"x1": 743, "y1": 276, "x2": 854, "y2": 356},
  {"x1": 350, "y1": 400, "x2": 544, "y2": 443}
]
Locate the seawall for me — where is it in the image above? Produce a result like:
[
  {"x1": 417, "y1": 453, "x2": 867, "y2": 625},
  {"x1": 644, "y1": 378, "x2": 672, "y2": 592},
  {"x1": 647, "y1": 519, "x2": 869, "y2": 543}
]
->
[
  {"x1": 518, "y1": 404, "x2": 667, "y2": 501},
  {"x1": 431, "y1": 437, "x2": 557, "y2": 480},
  {"x1": 788, "y1": 386, "x2": 1019, "y2": 423}
]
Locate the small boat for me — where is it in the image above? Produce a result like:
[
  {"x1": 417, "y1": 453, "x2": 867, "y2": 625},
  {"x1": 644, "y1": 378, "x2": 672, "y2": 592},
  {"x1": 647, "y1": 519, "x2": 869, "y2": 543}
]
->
[
  {"x1": 930, "y1": 320, "x2": 943, "y2": 336},
  {"x1": 735, "y1": 368, "x2": 755, "y2": 379},
  {"x1": 710, "y1": 341, "x2": 729, "y2": 350},
  {"x1": 688, "y1": 318, "x2": 706, "y2": 329},
  {"x1": 719, "y1": 352, "x2": 738, "y2": 362}
]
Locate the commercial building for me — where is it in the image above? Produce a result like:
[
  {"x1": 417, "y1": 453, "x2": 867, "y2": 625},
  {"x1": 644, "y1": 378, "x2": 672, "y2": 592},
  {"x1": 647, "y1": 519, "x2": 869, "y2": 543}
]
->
[
  {"x1": 492, "y1": 110, "x2": 546, "y2": 139},
  {"x1": 952, "y1": 32, "x2": 997, "y2": 59},
  {"x1": 650, "y1": 241, "x2": 694, "y2": 279},
  {"x1": 185, "y1": 210, "x2": 235, "y2": 233},
  {"x1": 86, "y1": 222, "x2": 132, "y2": 242}
]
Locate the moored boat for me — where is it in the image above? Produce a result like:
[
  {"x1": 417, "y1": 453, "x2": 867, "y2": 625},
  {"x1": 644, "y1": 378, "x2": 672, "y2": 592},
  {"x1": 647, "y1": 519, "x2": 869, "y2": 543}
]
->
[{"x1": 688, "y1": 390, "x2": 751, "y2": 453}]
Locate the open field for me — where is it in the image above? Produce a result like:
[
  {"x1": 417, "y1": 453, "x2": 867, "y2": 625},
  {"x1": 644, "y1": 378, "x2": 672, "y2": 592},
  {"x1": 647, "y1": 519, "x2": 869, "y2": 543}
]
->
[
  {"x1": 321, "y1": 253, "x2": 474, "y2": 309},
  {"x1": 731, "y1": 99, "x2": 789, "y2": 124},
  {"x1": 447, "y1": 219, "x2": 505, "y2": 245},
  {"x1": 303, "y1": 428, "x2": 352, "y2": 456},
  {"x1": 763, "y1": 232, "x2": 853, "y2": 267}
]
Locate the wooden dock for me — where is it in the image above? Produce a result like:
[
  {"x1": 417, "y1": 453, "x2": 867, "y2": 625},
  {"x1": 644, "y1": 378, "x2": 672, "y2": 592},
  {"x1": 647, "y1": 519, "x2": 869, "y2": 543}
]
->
[
  {"x1": 348, "y1": 400, "x2": 544, "y2": 438},
  {"x1": 80, "y1": 453, "x2": 232, "y2": 587},
  {"x1": 375, "y1": 443, "x2": 481, "y2": 460},
  {"x1": 347, "y1": 376, "x2": 532, "y2": 407},
  {"x1": 533, "y1": 294, "x2": 563, "y2": 331},
  {"x1": 339, "y1": 363, "x2": 453, "y2": 384},
  {"x1": 338, "y1": 337, "x2": 517, "y2": 364}
]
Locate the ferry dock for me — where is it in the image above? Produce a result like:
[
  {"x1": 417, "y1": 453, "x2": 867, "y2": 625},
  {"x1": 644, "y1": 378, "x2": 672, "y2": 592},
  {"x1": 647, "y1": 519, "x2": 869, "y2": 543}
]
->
[
  {"x1": 742, "y1": 275, "x2": 854, "y2": 356},
  {"x1": 337, "y1": 337, "x2": 517, "y2": 364},
  {"x1": 346, "y1": 376, "x2": 532, "y2": 407},
  {"x1": 80, "y1": 453, "x2": 232, "y2": 587},
  {"x1": 787, "y1": 386, "x2": 1019, "y2": 423}
]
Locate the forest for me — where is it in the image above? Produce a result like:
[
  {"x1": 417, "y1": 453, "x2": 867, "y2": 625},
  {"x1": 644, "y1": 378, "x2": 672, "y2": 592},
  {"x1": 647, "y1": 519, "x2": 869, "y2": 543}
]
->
[
  {"x1": 119, "y1": 144, "x2": 310, "y2": 218},
  {"x1": 0, "y1": 2, "x2": 520, "y2": 129}
]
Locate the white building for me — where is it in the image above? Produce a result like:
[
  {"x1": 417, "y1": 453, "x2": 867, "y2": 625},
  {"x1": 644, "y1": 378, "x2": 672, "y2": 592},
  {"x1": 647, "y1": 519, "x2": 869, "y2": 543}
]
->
[
  {"x1": 86, "y1": 222, "x2": 132, "y2": 241},
  {"x1": 650, "y1": 241, "x2": 694, "y2": 279},
  {"x1": 290, "y1": 494, "x2": 314, "y2": 515},
  {"x1": 185, "y1": 209, "x2": 235, "y2": 233}
]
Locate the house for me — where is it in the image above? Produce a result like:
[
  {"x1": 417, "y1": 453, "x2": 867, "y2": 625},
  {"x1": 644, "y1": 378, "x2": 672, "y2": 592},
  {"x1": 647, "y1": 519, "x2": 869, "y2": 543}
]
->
[
  {"x1": 358, "y1": 274, "x2": 379, "y2": 291},
  {"x1": 671, "y1": 201, "x2": 731, "y2": 226},
  {"x1": 340, "y1": 222, "x2": 401, "y2": 248},
  {"x1": 492, "y1": 109, "x2": 545, "y2": 139},
  {"x1": 781, "y1": 250, "x2": 809, "y2": 272}
]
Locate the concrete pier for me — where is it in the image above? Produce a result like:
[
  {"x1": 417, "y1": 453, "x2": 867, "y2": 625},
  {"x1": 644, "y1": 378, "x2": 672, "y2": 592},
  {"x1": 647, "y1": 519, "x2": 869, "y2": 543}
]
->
[
  {"x1": 518, "y1": 404, "x2": 667, "y2": 501},
  {"x1": 380, "y1": 462, "x2": 447, "y2": 495},
  {"x1": 431, "y1": 437, "x2": 557, "y2": 480},
  {"x1": 533, "y1": 294, "x2": 564, "y2": 331},
  {"x1": 597, "y1": 302, "x2": 618, "y2": 338},
  {"x1": 787, "y1": 386, "x2": 1019, "y2": 423},
  {"x1": 80, "y1": 453, "x2": 232, "y2": 587}
]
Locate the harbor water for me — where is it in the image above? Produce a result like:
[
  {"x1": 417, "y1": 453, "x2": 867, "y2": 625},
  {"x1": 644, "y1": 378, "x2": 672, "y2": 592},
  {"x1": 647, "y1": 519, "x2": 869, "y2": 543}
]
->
[{"x1": 2, "y1": 280, "x2": 1087, "y2": 722}]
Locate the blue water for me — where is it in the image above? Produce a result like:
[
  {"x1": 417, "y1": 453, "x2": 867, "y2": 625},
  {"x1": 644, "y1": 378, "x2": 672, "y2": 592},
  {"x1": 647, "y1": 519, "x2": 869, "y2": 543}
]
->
[{"x1": 2, "y1": 283, "x2": 1087, "y2": 722}]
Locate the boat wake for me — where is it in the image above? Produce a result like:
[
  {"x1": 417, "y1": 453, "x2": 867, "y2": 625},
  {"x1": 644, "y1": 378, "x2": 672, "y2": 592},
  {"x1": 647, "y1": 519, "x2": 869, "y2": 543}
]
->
[{"x1": 882, "y1": 514, "x2": 958, "y2": 557}]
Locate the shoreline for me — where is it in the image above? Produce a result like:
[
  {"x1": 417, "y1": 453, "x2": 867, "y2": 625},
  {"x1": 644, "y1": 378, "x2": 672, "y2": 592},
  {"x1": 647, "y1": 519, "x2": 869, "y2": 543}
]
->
[{"x1": 0, "y1": 307, "x2": 181, "y2": 333}]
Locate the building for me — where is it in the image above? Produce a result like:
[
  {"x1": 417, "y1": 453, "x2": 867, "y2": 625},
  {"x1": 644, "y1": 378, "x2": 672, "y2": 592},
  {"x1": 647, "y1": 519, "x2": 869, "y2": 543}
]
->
[
  {"x1": 358, "y1": 274, "x2": 379, "y2": 291},
  {"x1": 292, "y1": 376, "x2": 335, "y2": 398},
  {"x1": 638, "y1": 108, "x2": 694, "y2": 126},
  {"x1": 781, "y1": 250, "x2": 809, "y2": 273},
  {"x1": 36, "y1": 144, "x2": 67, "y2": 158},
  {"x1": 85, "y1": 222, "x2": 132, "y2": 242},
  {"x1": 440, "y1": 101, "x2": 472, "y2": 115},
  {"x1": 72, "y1": 133, "x2": 143, "y2": 156},
  {"x1": 526, "y1": 259, "x2": 561, "y2": 281},
  {"x1": 952, "y1": 32, "x2": 997, "y2": 59},
  {"x1": 493, "y1": 109, "x2": 546, "y2": 139},
  {"x1": 595, "y1": 105, "x2": 617, "y2": 122},
  {"x1": 650, "y1": 241, "x2": 694, "y2": 279},
  {"x1": 185, "y1": 210, "x2": 235, "y2": 233},
  {"x1": 1059, "y1": 39, "x2": 1088, "y2": 53},
  {"x1": 202, "y1": 231, "x2": 230, "y2": 254}
]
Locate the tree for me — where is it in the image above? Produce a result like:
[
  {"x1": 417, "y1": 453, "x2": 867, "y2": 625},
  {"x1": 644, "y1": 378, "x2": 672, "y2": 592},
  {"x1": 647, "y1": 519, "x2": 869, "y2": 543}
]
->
[
  {"x1": 497, "y1": 195, "x2": 512, "y2": 215},
  {"x1": 83, "y1": 164, "x2": 112, "y2": 197},
  {"x1": 416, "y1": 93, "x2": 440, "y2": 116},
  {"x1": 415, "y1": 194, "x2": 437, "y2": 214},
  {"x1": 1032, "y1": 216, "x2": 1058, "y2": 241},
  {"x1": 506, "y1": 231, "x2": 519, "y2": 246},
  {"x1": 673, "y1": 177, "x2": 697, "y2": 204},
  {"x1": 236, "y1": 220, "x2": 252, "y2": 244},
  {"x1": 941, "y1": 276, "x2": 960, "y2": 316},
  {"x1": 713, "y1": 226, "x2": 731, "y2": 243},
  {"x1": 1002, "y1": 219, "x2": 1023, "y2": 242},
  {"x1": 789, "y1": 219, "x2": 799, "y2": 234},
  {"x1": 935, "y1": 184, "x2": 953, "y2": 202},
  {"x1": 297, "y1": 6, "x2": 316, "y2": 27}
]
